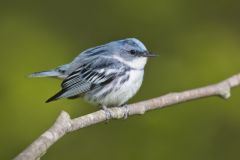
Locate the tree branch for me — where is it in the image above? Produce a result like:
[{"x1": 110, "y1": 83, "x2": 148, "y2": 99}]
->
[{"x1": 15, "y1": 73, "x2": 240, "y2": 160}]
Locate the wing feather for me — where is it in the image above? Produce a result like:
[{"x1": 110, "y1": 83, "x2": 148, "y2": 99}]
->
[{"x1": 46, "y1": 57, "x2": 127, "y2": 102}]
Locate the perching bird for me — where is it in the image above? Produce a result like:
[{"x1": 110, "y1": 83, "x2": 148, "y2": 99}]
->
[{"x1": 30, "y1": 38, "x2": 155, "y2": 116}]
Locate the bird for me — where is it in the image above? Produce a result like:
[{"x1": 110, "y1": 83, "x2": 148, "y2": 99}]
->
[{"x1": 30, "y1": 38, "x2": 155, "y2": 117}]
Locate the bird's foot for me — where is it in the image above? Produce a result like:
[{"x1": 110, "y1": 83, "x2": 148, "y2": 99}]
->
[
  {"x1": 102, "y1": 105, "x2": 112, "y2": 121},
  {"x1": 121, "y1": 104, "x2": 129, "y2": 119}
]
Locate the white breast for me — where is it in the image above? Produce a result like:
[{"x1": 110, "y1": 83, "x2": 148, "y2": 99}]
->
[{"x1": 98, "y1": 70, "x2": 144, "y2": 106}]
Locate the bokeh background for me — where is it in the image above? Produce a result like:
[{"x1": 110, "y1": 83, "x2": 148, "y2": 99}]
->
[{"x1": 1, "y1": 0, "x2": 240, "y2": 159}]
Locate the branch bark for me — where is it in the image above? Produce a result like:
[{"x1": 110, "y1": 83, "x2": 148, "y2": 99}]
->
[{"x1": 15, "y1": 73, "x2": 240, "y2": 160}]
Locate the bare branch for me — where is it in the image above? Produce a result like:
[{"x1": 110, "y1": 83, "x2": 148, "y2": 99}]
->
[{"x1": 15, "y1": 73, "x2": 240, "y2": 160}]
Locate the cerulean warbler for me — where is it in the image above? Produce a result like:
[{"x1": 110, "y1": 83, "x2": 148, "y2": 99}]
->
[{"x1": 30, "y1": 38, "x2": 155, "y2": 115}]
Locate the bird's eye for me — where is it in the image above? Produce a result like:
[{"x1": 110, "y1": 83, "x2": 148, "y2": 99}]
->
[{"x1": 130, "y1": 50, "x2": 136, "y2": 55}]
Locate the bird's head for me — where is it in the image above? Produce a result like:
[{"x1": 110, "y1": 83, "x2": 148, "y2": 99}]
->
[{"x1": 110, "y1": 38, "x2": 156, "y2": 69}]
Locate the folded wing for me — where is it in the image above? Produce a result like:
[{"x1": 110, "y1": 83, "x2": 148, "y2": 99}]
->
[{"x1": 46, "y1": 57, "x2": 122, "y2": 103}]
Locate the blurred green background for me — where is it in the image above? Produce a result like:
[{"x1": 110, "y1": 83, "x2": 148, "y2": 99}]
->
[{"x1": 1, "y1": 0, "x2": 240, "y2": 159}]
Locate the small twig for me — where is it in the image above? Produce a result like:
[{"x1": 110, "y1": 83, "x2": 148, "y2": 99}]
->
[{"x1": 15, "y1": 73, "x2": 240, "y2": 160}]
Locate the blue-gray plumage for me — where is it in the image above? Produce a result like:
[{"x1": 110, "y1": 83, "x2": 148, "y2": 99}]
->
[{"x1": 30, "y1": 38, "x2": 155, "y2": 109}]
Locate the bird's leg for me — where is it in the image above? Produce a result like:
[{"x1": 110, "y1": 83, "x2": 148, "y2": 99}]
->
[
  {"x1": 120, "y1": 104, "x2": 129, "y2": 119},
  {"x1": 101, "y1": 105, "x2": 112, "y2": 120}
]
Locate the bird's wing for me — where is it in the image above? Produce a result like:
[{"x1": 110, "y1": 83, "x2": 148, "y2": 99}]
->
[
  {"x1": 65, "y1": 44, "x2": 110, "y2": 74},
  {"x1": 46, "y1": 57, "x2": 126, "y2": 102}
]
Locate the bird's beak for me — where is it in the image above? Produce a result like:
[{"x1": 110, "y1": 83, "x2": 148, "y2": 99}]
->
[{"x1": 142, "y1": 51, "x2": 157, "y2": 57}]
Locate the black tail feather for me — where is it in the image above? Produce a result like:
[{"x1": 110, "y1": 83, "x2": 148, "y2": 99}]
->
[{"x1": 45, "y1": 90, "x2": 65, "y2": 103}]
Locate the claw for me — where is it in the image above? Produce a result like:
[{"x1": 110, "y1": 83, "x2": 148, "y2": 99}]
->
[
  {"x1": 121, "y1": 104, "x2": 129, "y2": 119},
  {"x1": 102, "y1": 105, "x2": 112, "y2": 121}
]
